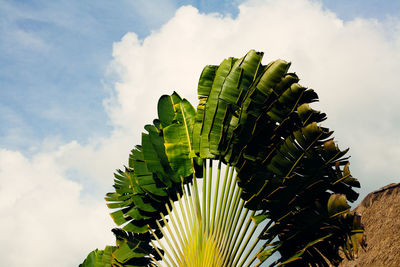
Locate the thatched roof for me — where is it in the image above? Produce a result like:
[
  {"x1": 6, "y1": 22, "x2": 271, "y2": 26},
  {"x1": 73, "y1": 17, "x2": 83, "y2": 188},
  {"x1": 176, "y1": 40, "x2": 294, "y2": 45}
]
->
[{"x1": 339, "y1": 183, "x2": 400, "y2": 267}]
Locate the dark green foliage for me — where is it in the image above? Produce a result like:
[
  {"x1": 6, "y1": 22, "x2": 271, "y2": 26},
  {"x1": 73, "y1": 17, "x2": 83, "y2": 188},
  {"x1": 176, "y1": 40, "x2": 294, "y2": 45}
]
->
[
  {"x1": 192, "y1": 50, "x2": 362, "y2": 265},
  {"x1": 81, "y1": 50, "x2": 364, "y2": 267},
  {"x1": 99, "y1": 92, "x2": 203, "y2": 266},
  {"x1": 80, "y1": 229, "x2": 163, "y2": 267}
]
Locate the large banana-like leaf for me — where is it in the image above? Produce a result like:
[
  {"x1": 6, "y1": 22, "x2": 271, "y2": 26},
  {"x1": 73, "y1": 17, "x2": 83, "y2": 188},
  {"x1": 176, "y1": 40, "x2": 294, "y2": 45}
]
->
[
  {"x1": 98, "y1": 92, "x2": 203, "y2": 266},
  {"x1": 80, "y1": 246, "x2": 116, "y2": 267},
  {"x1": 80, "y1": 229, "x2": 163, "y2": 267},
  {"x1": 82, "y1": 50, "x2": 364, "y2": 267}
]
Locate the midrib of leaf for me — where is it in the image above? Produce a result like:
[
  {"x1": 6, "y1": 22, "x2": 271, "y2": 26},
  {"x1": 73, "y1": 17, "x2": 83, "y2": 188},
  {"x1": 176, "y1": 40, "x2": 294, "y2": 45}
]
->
[
  {"x1": 152, "y1": 161, "x2": 266, "y2": 267},
  {"x1": 179, "y1": 102, "x2": 193, "y2": 155},
  {"x1": 179, "y1": 101, "x2": 202, "y2": 217},
  {"x1": 285, "y1": 131, "x2": 324, "y2": 177}
]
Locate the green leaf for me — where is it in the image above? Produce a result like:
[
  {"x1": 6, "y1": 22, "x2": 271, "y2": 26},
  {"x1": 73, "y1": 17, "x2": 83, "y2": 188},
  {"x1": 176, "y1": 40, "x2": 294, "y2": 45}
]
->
[
  {"x1": 80, "y1": 246, "x2": 116, "y2": 267},
  {"x1": 198, "y1": 65, "x2": 218, "y2": 96},
  {"x1": 200, "y1": 57, "x2": 237, "y2": 158},
  {"x1": 163, "y1": 99, "x2": 197, "y2": 178},
  {"x1": 257, "y1": 247, "x2": 277, "y2": 262},
  {"x1": 142, "y1": 133, "x2": 176, "y2": 186},
  {"x1": 224, "y1": 61, "x2": 294, "y2": 164},
  {"x1": 83, "y1": 49, "x2": 364, "y2": 267},
  {"x1": 211, "y1": 50, "x2": 264, "y2": 155},
  {"x1": 251, "y1": 213, "x2": 269, "y2": 225},
  {"x1": 192, "y1": 97, "x2": 207, "y2": 155},
  {"x1": 157, "y1": 92, "x2": 182, "y2": 127},
  {"x1": 112, "y1": 241, "x2": 148, "y2": 262},
  {"x1": 327, "y1": 194, "x2": 350, "y2": 217}
]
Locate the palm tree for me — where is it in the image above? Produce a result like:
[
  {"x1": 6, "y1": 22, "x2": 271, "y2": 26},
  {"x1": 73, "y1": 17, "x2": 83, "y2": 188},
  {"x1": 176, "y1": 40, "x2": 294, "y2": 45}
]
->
[{"x1": 81, "y1": 50, "x2": 364, "y2": 267}]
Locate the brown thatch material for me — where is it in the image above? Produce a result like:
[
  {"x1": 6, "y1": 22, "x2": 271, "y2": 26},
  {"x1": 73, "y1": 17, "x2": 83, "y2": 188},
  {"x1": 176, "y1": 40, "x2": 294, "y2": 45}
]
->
[{"x1": 339, "y1": 183, "x2": 400, "y2": 267}]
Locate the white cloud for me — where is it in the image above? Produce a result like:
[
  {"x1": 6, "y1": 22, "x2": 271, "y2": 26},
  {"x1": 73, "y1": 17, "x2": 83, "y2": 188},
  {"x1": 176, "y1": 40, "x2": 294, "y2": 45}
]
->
[
  {"x1": 108, "y1": 0, "x2": 400, "y2": 199},
  {"x1": 2, "y1": 0, "x2": 400, "y2": 266},
  {"x1": 0, "y1": 149, "x2": 114, "y2": 267}
]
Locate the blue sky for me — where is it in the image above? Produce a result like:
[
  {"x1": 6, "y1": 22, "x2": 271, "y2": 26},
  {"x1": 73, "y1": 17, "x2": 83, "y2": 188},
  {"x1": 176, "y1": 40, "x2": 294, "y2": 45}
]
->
[
  {"x1": 1, "y1": 0, "x2": 400, "y2": 266},
  {"x1": 0, "y1": 0, "x2": 243, "y2": 151},
  {"x1": 2, "y1": 0, "x2": 399, "y2": 152}
]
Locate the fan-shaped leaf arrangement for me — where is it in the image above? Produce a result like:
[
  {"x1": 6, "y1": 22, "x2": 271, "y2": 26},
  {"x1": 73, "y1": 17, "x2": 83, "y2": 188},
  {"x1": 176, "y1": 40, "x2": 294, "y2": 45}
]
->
[{"x1": 81, "y1": 50, "x2": 364, "y2": 267}]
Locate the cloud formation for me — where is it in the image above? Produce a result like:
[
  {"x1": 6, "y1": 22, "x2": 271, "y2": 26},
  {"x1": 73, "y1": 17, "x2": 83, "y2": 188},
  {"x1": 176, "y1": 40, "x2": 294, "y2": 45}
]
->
[
  {"x1": 108, "y1": 0, "x2": 400, "y2": 196},
  {"x1": 1, "y1": 0, "x2": 400, "y2": 266},
  {"x1": 0, "y1": 149, "x2": 114, "y2": 266}
]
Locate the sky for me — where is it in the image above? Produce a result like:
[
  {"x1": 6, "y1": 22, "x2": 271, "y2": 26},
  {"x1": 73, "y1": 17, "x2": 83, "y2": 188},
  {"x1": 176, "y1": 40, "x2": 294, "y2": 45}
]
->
[{"x1": 1, "y1": 0, "x2": 400, "y2": 266}]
